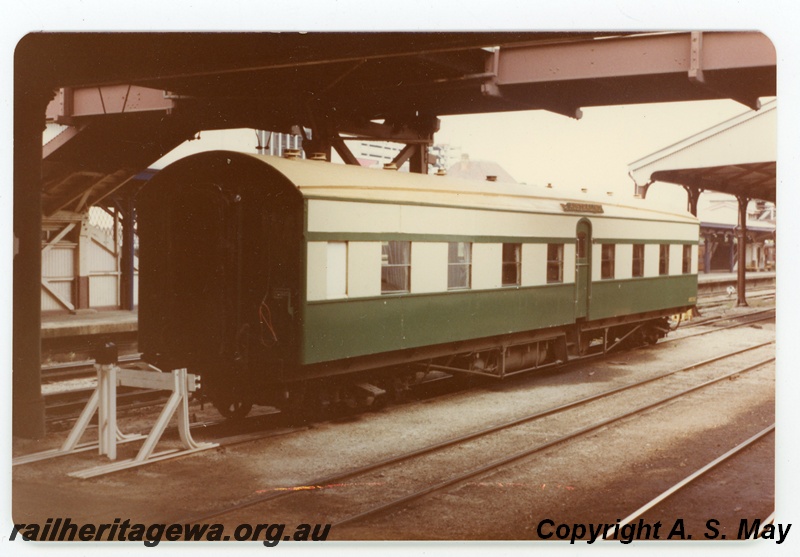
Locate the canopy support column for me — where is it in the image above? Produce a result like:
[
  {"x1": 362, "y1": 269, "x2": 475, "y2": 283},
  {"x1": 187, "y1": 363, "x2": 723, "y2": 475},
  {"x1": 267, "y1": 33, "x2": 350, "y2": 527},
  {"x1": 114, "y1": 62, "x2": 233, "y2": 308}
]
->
[
  {"x1": 736, "y1": 195, "x2": 749, "y2": 307},
  {"x1": 13, "y1": 75, "x2": 50, "y2": 438},
  {"x1": 120, "y1": 195, "x2": 136, "y2": 311}
]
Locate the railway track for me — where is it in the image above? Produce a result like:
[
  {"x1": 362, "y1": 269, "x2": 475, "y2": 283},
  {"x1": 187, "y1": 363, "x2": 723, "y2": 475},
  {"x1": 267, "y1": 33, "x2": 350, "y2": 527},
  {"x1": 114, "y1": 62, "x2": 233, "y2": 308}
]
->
[
  {"x1": 332, "y1": 354, "x2": 774, "y2": 531},
  {"x1": 664, "y1": 308, "x2": 774, "y2": 344},
  {"x1": 44, "y1": 386, "x2": 169, "y2": 427},
  {"x1": 22, "y1": 305, "x2": 774, "y2": 538},
  {"x1": 41, "y1": 353, "x2": 142, "y2": 383},
  {"x1": 676, "y1": 307, "x2": 776, "y2": 330},
  {"x1": 40, "y1": 303, "x2": 776, "y2": 430},
  {"x1": 167, "y1": 338, "x2": 774, "y2": 527},
  {"x1": 696, "y1": 288, "x2": 775, "y2": 312}
]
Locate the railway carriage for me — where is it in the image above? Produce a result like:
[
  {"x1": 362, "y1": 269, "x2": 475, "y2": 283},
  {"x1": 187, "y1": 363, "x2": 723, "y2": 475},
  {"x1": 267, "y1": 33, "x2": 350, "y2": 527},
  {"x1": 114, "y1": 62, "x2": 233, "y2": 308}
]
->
[{"x1": 138, "y1": 151, "x2": 698, "y2": 418}]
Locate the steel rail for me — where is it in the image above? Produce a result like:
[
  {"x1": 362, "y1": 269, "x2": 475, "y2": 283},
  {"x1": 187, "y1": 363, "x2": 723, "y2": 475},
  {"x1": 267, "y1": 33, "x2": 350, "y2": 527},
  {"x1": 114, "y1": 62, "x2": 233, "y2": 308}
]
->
[
  {"x1": 331, "y1": 357, "x2": 774, "y2": 529},
  {"x1": 175, "y1": 341, "x2": 773, "y2": 525},
  {"x1": 697, "y1": 289, "x2": 775, "y2": 311},
  {"x1": 661, "y1": 311, "x2": 775, "y2": 344},
  {"x1": 45, "y1": 388, "x2": 170, "y2": 425},
  {"x1": 614, "y1": 424, "x2": 775, "y2": 531},
  {"x1": 41, "y1": 353, "x2": 142, "y2": 382},
  {"x1": 678, "y1": 307, "x2": 776, "y2": 330}
]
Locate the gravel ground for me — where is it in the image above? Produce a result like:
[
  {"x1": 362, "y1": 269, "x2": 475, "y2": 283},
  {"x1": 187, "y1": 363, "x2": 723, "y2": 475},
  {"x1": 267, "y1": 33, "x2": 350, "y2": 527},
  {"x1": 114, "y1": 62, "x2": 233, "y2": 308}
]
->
[{"x1": 12, "y1": 306, "x2": 776, "y2": 545}]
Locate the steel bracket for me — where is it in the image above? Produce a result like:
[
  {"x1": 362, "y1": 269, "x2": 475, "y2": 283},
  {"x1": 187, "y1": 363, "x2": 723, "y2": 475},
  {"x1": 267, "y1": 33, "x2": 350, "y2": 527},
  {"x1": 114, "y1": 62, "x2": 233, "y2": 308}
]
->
[{"x1": 13, "y1": 364, "x2": 217, "y2": 478}]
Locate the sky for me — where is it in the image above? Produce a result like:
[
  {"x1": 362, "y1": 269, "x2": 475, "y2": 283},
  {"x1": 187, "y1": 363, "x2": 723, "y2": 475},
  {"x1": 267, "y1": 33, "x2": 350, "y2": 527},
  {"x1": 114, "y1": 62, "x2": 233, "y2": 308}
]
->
[{"x1": 436, "y1": 99, "x2": 755, "y2": 210}]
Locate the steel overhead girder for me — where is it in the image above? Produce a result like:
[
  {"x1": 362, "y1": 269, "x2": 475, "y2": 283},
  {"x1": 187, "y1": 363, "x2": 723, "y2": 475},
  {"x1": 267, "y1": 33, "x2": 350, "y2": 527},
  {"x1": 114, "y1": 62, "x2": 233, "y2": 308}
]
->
[
  {"x1": 46, "y1": 85, "x2": 176, "y2": 124},
  {"x1": 486, "y1": 31, "x2": 775, "y2": 112}
]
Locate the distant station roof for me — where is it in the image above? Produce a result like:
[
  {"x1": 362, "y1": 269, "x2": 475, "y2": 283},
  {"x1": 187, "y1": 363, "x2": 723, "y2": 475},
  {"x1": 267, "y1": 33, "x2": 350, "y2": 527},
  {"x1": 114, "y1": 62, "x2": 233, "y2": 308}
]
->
[
  {"x1": 628, "y1": 100, "x2": 776, "y2": 203},
  {"x1": 699, "y1": 196, "x2": 776, "y2": 233}
]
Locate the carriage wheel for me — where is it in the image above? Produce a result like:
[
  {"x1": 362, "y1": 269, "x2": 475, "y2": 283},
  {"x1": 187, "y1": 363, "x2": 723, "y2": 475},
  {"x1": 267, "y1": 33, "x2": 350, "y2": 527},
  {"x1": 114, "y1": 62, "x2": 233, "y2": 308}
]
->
[{"x1": 214, "y1": 398, "x2": 253, "y2": 420}]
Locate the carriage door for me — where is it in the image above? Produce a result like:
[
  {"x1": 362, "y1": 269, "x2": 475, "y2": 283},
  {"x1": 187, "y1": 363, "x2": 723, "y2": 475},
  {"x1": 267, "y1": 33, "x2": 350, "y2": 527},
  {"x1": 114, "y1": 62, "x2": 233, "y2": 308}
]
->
[{"x1": 575, "y1": 220, "x2": 592, "y2": 319}]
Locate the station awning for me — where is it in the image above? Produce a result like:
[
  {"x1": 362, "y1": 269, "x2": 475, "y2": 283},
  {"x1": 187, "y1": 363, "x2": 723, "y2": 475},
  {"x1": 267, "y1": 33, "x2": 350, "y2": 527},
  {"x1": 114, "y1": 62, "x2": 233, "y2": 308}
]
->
[{"x1": 628, "y1": 100, "x2": 776, "y2": 203}]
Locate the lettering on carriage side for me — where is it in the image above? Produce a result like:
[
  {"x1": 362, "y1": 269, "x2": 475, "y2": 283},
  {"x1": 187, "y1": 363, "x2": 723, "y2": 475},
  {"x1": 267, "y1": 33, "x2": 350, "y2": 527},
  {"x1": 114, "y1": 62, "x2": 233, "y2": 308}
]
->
[{"x1": 561, "y1": 202, "x2": 604, "y2": 214}]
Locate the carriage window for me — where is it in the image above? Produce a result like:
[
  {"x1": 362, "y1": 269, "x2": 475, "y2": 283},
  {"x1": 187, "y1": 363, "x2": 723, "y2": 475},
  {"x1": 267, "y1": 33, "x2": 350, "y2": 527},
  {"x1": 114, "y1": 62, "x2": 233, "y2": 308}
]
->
[
  {"x1": 381, "y1": 241, "x2": 411, "y2": 294},
  {"x1": 682, "y1": 244, "x2": 692, "y2": 274},
  {"x1": 547, "y1": 243, "x2": 563, "y2": 284},
  {"x1": 502, "y1": 243, "x2": 521, "y2": 286},
  {"x1": 659, "y1": 244, "x2": 670, "y2": 275},
  {"x1": 326, "y1": 242, "x2": 348, "y2": 298},
  {"x1": 601, "y1": 244, "x2": 615, "y2": 279},
  {"x1": 448, "y1": 242, "x2": 472, "y2": 290},
  {"x1": 632, "y1": 244, "x2": 644, "y2": 277}
]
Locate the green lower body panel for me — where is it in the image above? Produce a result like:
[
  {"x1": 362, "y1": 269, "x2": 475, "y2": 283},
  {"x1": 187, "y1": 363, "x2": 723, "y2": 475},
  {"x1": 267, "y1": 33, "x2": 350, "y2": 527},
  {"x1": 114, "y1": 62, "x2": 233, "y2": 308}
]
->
[
  {"x1": 589, "y1": 275, "x2": 698, "y2": 320},
  {"x1": 301, "y1": 275, "x2": 697, "y2": 365},
  {"x1": 303, "y1": 284, "x2": 572, "y2": 365}
]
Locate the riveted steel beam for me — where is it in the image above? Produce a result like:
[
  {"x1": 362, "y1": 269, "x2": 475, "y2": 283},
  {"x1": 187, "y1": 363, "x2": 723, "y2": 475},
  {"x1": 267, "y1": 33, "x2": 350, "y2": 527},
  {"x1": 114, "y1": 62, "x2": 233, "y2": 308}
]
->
[
  {"x1": 46, "y1": 85, "x2": 176, "y2": 124},
  {"x1": 481, "y1": 79, "x2": 583, "y2": 120},
  {"x1": 491, "y1": 31, "x2": 775, "y2": 111},
  {"x1": 331, "y1": 134, "x2": 360, "y2": 166}
]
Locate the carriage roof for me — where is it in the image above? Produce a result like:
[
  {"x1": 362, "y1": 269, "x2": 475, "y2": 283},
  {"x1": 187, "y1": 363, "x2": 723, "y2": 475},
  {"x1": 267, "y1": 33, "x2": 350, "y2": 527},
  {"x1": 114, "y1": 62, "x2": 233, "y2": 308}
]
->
[{"x1": 247, "y1": 154, "x2": 697, "y2": 225}]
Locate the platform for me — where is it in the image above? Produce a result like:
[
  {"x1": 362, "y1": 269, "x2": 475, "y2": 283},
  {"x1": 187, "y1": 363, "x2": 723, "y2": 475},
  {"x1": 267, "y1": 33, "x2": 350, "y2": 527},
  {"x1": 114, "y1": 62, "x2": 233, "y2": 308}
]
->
[
  {"x1": 41, "y1": 310, "x2": 140, "y2": 367},
  {"x1": 41, "y1": 310, "x2": 138, "y2": 340},
  {"x1": 697, "y1": 271, "x2": 775, "y2": 296}
]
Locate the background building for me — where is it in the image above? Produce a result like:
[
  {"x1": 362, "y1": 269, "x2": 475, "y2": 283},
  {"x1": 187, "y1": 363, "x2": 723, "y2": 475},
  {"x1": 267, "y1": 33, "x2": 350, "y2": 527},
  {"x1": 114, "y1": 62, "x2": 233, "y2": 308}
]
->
[{"x1": 698, "y1": 195, "x2": 776, "y2": 273}]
